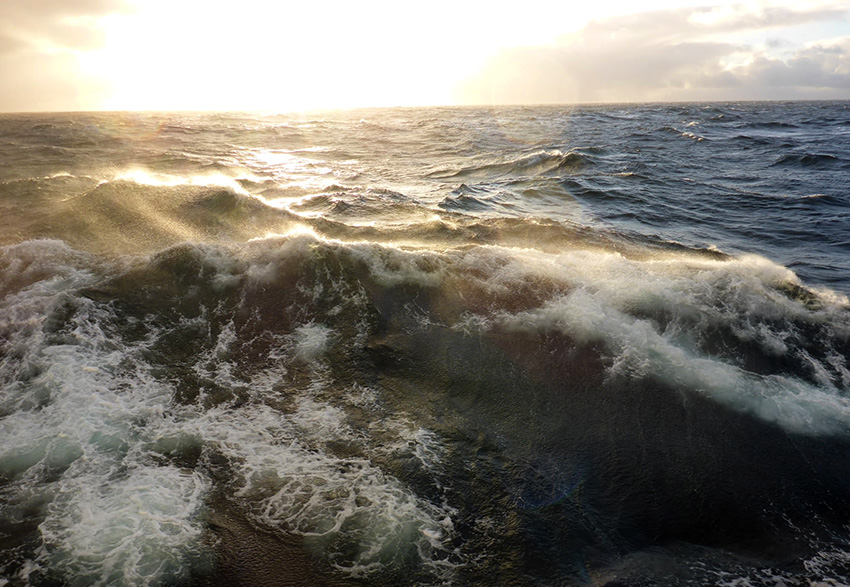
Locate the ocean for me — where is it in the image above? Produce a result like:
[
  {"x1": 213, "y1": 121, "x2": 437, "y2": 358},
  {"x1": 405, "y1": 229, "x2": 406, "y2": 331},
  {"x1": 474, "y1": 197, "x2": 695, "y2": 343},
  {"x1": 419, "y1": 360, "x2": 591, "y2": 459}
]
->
[{"x1": 0, "y1": 102, "x2": 849, "y2": 586}]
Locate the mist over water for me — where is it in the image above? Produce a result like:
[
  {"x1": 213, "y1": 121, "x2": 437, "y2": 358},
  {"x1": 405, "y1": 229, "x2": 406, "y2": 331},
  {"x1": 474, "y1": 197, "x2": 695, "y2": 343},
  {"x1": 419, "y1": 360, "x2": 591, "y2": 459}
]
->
[{"x1": 1, "y1": 103, "x2": 849, "y2": 586}]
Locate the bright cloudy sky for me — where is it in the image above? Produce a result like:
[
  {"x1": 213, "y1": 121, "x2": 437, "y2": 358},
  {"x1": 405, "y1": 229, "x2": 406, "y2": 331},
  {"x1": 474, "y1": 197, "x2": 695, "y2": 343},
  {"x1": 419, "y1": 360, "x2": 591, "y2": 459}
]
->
[{"x1": 0, "y1": 0, "x2": 848, "y2": 112}]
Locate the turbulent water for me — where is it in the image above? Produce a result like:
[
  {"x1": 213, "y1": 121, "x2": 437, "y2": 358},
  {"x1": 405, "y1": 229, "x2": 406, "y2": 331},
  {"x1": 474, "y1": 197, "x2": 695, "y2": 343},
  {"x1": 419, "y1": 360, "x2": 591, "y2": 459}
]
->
[{"x1": 0, "y1": 102, "x2": 849, "y2": 586}]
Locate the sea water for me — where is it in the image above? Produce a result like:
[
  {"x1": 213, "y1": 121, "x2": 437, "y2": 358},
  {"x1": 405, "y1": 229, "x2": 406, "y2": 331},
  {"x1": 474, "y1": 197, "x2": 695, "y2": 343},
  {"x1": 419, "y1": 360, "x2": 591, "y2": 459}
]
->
[{"x1": 0, "y1": 102, "x2": 849, "y2": 586}]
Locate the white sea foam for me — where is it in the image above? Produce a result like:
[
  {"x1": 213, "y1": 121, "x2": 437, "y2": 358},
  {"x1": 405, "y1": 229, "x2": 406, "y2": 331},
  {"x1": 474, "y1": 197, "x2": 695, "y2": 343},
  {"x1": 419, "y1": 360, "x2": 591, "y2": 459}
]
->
[
  {"x1": 227, "y1": 234, "x2": 850, "y2": 437},
  {"x1": 0, "y1": 246, "x2": 208, "y2": 586},
  {"x1": 703, "y1": 542, "x2": 850, "y2": 587},
  {"x1": 169, "y1": 298, "x2": 460, "y2": 579},
  {"x1": 432, "y1": 245, "x2": 850, "y2": 436},
  {"x1": 3, "y1": 231, "x2": 847, "y2": 584},
  {"x1": 292, "y1": 323, "x2": 332, "y2": 361},
  {"x1": 38, "y1": 466, "x2": 208, "y2": 587},
  {"x1": 0, "y1": 352, "x2": 208, "y2": 585},
  {"x1": 803, "y1": 544, "x2": 850, "y2": 584},
  {"x1": 179, "y1": 402, "x2": 458, "y2": 579},
  {"x1": 2, "y1": 240, "x2": 457, "y2": 583},
  {"x1": 498, "y1": 289, "x2": 850, "y2": 434}
]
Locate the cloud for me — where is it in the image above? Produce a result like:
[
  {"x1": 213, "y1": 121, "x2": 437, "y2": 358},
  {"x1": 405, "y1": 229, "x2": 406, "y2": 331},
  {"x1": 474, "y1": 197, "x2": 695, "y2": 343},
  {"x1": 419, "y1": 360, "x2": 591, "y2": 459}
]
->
[
  {"x1": 686, "y1": 3, "x2": 847, "y2": 32},
  {"x1": 457, "y1": 4, "x2": 850, "y2": 104},
  {"x1": 0, "y1": 0, "x2": 129, "y2": 51},
  {"x1": 1, "y1": 0, "x2": 848, "y2": 112},
  {"x1": 719, "y1": 38, "x2": 850, "y2": 97},
  {"x1": 0, "y1": 0, "x2": 130, "y2": 111}
]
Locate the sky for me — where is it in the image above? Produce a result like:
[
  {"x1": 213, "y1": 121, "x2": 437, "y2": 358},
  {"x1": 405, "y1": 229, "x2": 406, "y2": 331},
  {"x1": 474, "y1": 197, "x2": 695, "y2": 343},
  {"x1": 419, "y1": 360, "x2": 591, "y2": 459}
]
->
[{"x1": 0, "y1": 0, "x2": 848, "y2": 112}]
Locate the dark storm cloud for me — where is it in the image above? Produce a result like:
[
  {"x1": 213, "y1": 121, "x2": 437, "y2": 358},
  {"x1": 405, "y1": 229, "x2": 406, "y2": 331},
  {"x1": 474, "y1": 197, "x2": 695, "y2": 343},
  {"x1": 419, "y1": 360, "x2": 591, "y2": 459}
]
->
[
  {"x1": 458, "y1": 5, "x2": 850, "y2": 104},
  {"x1": 0, "y1": 0, "x2": 130, "y2": 111}
]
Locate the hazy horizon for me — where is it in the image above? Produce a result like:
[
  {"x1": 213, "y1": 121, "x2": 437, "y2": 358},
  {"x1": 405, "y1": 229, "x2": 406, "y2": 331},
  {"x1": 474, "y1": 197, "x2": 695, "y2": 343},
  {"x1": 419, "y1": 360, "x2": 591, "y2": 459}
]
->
[{"x1": 4, "y1": 97, "x2": 850, "y2": 117}]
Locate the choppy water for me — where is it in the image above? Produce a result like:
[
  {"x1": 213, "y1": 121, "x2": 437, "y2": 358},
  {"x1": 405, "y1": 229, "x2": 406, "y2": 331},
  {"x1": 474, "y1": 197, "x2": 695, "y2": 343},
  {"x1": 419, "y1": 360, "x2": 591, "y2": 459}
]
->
[{"x1": 0, "y1": 102, "x2": 849, "y2": 586}]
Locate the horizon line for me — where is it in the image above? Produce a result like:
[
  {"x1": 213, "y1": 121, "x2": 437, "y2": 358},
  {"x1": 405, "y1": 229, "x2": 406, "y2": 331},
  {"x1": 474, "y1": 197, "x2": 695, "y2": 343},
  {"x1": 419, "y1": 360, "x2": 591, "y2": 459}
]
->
[{"x1": 1, "y1": 97, "x2": 849, "y2": 117}]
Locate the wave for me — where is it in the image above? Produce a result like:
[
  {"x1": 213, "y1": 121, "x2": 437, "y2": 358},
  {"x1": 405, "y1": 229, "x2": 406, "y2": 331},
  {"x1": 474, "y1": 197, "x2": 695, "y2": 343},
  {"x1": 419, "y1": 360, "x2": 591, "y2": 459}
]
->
[
  {"x1": 737, "y1": 120, "x2": 800, "y2": 129},
  {"x1": 287, "y1": 187, "x2": 414, "y2": 222},
  {"x1": 771, "y1": 152, "x2": 840, "y2": 168},
  {"x1": 438, "y1": 184, "x2": 497, "y2": 213},
  {"x1": 13, "y1": 177, "x2": 297, "y2": 255},
  {"x1": 426, "y1": 149, "x2": 597, "y2": 180},
  {"x1": 437, "y1": 181, "x2": 568, "y2": 216},
  {"x1": 0, "y1": 237, "x2": 463, "y2": 585},
  {"x1": 53, "y1": 234, "x2": 850, "y2": 434},
  {"x1": 2, "y1": 230, "x2": 850, "y2": 584},
  {"x1": 656, "y1": 125, "x2": 706, "y2": 141},
  {"x1": 730, "y1": 133, "x2": 777, "y2": 146}
]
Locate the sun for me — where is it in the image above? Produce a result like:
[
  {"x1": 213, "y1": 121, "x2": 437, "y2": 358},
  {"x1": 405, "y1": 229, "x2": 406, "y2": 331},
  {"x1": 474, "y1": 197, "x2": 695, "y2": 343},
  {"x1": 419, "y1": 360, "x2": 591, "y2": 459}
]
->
[
  {"x1": 78, "y1": 0, "x2": 467, "y2": 112},
  {"x1": 74, "y1": 0, "x2": 615, "y2": 113}
]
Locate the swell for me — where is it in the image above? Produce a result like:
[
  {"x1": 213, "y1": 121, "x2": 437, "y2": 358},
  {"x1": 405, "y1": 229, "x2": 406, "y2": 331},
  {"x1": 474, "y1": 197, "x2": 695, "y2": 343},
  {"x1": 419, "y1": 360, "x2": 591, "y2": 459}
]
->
[
  {"x1": 2, "y1": 169, "x2": 725, "y2": 261},
  {"x1": 2, "y1": 232, "x2": 850, "y2": 585}
]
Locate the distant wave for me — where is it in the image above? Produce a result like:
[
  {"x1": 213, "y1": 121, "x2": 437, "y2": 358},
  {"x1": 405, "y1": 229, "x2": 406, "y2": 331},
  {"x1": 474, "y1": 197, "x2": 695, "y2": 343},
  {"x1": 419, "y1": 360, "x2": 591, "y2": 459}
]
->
[
  {"x1": 737, "y1": 120, "x2": 800, "y2": 129},
  {"x1": 770, "y1": 152, "x2": 839, "y2": 168},
  {"x1": 427, "y1": 149, "x2": 597, "y2": 180}
]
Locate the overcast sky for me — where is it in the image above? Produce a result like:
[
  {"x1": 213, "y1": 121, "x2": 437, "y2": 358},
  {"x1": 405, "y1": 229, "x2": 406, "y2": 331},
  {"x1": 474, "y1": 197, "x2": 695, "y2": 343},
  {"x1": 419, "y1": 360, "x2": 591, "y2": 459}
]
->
[{"x1": 0, "y1": 0, "x2": 848, "y2": 112}]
